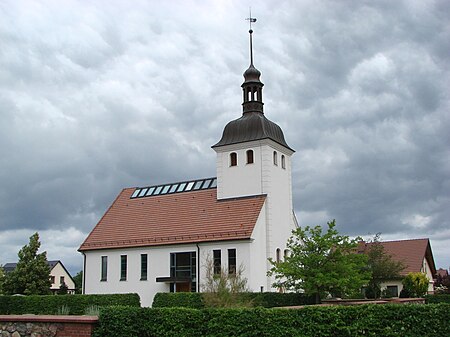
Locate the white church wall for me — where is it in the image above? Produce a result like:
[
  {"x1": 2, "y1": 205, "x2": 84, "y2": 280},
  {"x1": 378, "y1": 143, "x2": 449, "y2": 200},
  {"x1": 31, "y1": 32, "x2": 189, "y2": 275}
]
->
[{"x1": 83, "y1": 237, "x2": 266, "y2": 307}]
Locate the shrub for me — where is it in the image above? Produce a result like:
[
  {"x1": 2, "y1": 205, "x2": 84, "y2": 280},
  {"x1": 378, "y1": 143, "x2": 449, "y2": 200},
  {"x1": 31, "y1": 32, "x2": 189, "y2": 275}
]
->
[
  {"x1": 425, "y1": 294, "x2": 450, "y2": 304},
  {"x1": 151, "y1": 292, "x2": 314, "y2": 308},
  {"x1": 152, "y1": 293, "x2": 204, "y2": 309},
  {"x1": 94, "y1": 303, "x2": 450, "y2": 337},
  {"x1": 402, "y1": 272, "x2": 429, "y2": 297},
  {"x1": 0, "y1": 293, "x2": 140, "y2": 315}
]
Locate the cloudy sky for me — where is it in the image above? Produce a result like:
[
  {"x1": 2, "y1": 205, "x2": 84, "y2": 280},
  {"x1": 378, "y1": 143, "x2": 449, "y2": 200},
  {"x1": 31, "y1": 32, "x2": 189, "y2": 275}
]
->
[{"x1": 1, "y1": 0, "x2": 449, "y2": 275}]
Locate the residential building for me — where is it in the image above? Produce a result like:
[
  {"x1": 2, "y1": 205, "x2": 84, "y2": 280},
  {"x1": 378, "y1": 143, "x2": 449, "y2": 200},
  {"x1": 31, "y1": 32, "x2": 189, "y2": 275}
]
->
[
  {"x1": 358, "y1": 238, "x2": 436, "y2": 296},
  {"x1": 3, "y1": 260, "x2": 76, "y2": 294}
]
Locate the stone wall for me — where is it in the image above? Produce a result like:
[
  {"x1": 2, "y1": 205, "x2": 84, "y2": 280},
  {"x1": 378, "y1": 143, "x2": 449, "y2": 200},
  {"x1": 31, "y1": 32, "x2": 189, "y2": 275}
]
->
[{"x1": 0, "y1": 315, "x2": 97, "y2": 337}]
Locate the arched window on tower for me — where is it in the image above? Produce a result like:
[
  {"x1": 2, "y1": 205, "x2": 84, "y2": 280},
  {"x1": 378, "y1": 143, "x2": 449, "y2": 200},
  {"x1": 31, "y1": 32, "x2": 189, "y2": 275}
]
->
[
  {"x1": 230, "y1": 152, "x2": 237, "y2": 167},
  {"x1": 273, "y1": 151, "x2": 278, "y2": 166},
  {"x1": 284, "y1": 249, "x2": 289, "y2": 260},
  {"x1": 246, "y1": 150, "x2": 254, "y2": 164},
  {"x1": 276, "y1": 248, "x2": 281, "y2": 263},
  {"x1": 281, "y1": 155, "x2": 286, "y2": 169}
]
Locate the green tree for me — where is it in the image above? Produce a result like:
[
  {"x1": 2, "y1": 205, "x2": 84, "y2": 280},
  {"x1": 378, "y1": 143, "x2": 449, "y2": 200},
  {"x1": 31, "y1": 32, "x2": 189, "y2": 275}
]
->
[
  {"x1": 268, "y1": 220, "x2": 371, "y2": 303},
  {"x1": 401, "y1": 272, "x2": 429, "y2": 298},
  {"x1": 364, "y1": 233, "x2": 405, "y2": 298},
  {"x1": 58, "y1": 281, "x2": 69, "y2": 295},
  {"x1": 0, "y1": 266, "x2": 4, "y2": 294},
  {"x1": 1, "y1": 232, "x2": 51, "y2": 295},
  {"x1": 73, "y1": 270, "x2": 83, "y2": 294}
]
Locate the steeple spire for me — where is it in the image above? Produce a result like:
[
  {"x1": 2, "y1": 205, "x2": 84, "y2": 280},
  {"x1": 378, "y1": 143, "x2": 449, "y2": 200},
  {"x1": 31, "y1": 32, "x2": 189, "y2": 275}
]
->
[{"x1": 242, "y1": 12, "x2": 264, "y2": 114}]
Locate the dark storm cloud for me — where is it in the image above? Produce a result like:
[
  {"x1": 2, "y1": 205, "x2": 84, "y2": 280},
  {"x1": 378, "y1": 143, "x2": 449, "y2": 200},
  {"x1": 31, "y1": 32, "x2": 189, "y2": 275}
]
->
[{"x1": 0, "y1": 0, "x2": 448, "y2": 273}]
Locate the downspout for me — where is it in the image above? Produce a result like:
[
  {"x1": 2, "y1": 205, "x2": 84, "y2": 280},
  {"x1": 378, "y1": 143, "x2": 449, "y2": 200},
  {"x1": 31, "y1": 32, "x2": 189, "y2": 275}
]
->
[
  {"x1": 196, "y1": 243, "x2": 200, "y2": 292},
  {"x1": 82, "y1": 252, "x2": 86, "y2": 295}
]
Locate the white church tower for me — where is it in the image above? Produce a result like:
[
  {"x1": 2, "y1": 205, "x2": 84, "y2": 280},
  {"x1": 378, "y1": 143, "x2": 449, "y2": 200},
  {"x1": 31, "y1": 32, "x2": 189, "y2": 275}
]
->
[{"x1": 212, "y1": 26, "x2": 296, "y2": 289}]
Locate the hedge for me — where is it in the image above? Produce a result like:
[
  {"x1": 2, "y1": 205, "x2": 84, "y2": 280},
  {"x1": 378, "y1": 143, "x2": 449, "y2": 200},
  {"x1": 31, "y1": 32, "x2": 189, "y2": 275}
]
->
[
  {"x1": 94, "y1": 303, "x2": 450, "y2": 337},
  {"x1": 425, "y1": 294, "x2": 450, "y2": 304},
  {"x1": 0, "y1": 293, "x2": 140, "y2": 315},
  {"x1": 152, "y1": 292, "x2": 314, "y2": 308}
]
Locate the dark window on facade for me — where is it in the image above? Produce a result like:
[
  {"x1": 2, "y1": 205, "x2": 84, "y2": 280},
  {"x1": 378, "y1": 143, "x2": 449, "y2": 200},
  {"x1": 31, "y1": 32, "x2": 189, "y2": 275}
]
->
[
  {"x1": 50, "y1": 276, "x2": 55, "y2": 284},
  {"x1": 281, "y1": 155, "x2": 286, "y2": 169},
  {"x1": 120, "y1": 255, "x2": 127, "y2": 281},
  {"x1": 386, "y1": 285, "x2": 399, "y2": 297},
  {"x1": 273, "y1": 151, "x2": 278, "y2": 165},
  {"x1": 60, "y1": 276, "x2": 65, "y2": 285},
  {"x1": 230, "y1": 152, "x2": 238, "y2": 166},
  {"x1": 213, "y1": 249, "x2": 221, "y2": 275},
  {"x1": 101, "y1": 256, "x2": 108, "y2": 281},
  {"x1": 284, "y1": 249, "x2": 289, "y2": 259},
  {"x1": 141, "y1": 254, "x2": 148, "y2": 281},
  {"x1": 170, "y1": 252, "x2": 197, "y2": 292},
  {"x1": 276, "y1": 248, "x2": 281, "y2": 263},
  {"x1": 228, "y1": 249, "x2": 236, "y2": 274},
  {"x1": 246, "y1": 150, "x2": 254, "y2": 164}
]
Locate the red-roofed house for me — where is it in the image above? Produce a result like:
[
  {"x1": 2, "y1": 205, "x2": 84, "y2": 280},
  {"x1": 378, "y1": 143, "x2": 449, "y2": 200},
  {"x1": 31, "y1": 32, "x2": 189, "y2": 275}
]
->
[
  {"x1": 79, "y1": 30, "x2": 297, "y2": 306},
  {"x1": 358, "y1": 238, "x2": 436, "y2": 296}
]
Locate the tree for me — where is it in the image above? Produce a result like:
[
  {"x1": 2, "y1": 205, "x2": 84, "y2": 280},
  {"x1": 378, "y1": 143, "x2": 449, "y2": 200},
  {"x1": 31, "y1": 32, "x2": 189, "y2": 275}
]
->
[
  {"x1": 401, "y1": 272, "x2": 429, "y2": 298},
  {"x1": 364, "y1": 233, "x2": 405, "y2": 298},
  {"x1": 1, "y1": 232, "x2": 51, "y2": 295},
  {"x1": 0, "y1": 266, "x2": 4, "y2": 294},
  {"x1": 58, "y1": 281, "x2": 69, "y2": 295},
  {"x1": 268, "y1": 220, "x2": 371, "y2": 303},
  {"x1": 73, "y1": 270, "x2": 83, "y2": 294},
  {"x1": 201, "y1": 256, "x2": 251, "y2": 307},
  {"x1": 434, "y1": 271, "x2": 450, "y2": 294}
]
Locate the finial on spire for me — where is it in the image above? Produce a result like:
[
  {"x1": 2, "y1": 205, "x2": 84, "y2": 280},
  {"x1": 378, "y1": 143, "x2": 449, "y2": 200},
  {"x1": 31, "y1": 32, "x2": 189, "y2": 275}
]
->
[{"x1": 245, "y1": 7, "x2": 257, "y2": 65}]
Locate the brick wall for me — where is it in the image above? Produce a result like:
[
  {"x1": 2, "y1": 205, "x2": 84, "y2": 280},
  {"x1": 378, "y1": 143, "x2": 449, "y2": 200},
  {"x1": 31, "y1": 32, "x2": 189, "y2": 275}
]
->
[{"x1": 0, "y1": 315, "x2": 98, "y2": 337}]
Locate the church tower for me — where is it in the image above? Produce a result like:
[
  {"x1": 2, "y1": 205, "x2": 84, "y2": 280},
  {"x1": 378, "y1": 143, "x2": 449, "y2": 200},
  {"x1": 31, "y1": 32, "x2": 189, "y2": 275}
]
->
[{"x1": 212, "y1": 25, "x2": 296, "y2": 286}]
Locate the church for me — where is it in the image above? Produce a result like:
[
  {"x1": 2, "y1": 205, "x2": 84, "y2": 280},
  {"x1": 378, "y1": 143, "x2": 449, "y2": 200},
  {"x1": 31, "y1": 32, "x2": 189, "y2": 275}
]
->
[{"x1": 79, "y1": 27, "x2": 297, "y2": 307}]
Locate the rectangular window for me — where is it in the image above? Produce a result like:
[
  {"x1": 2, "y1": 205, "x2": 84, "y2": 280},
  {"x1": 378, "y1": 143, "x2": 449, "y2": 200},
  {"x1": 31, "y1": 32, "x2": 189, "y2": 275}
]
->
[
  {"x1": 170, "y1": 251, "x2": 197, "y2": 292},
  {"x1": 213, "y1": 249, "x2": 221, "y2": 275},
  {"x1": 60, "y1": 276, "x2": 65, "y2": 285},
  {"x1": 228, "y1": 249, "x2": 236, "y2": 274},
  {"x1": 141, "y1": 254, "x2": 148, "y2": 281},
  {"x1": 101, "y1": 256, "x2": 108, "y2": 281},
  {"x1": 386, "y1": 285, "x2": 398, "y2": 297},
  {"x1": 120, "y1": 255, "x2": 127, "y2": 281}
]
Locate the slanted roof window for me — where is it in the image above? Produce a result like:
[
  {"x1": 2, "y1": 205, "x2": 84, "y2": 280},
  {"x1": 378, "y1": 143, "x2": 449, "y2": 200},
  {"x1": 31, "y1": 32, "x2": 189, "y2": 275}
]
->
[
  {"x1": 193, "y1": 181, "x2": 203, "y2": 190},
  {"x1": 153, "y1": 186, "x2": 163, "y2": 195},
  {"x1": 169, "y1": 184, "x2": 178, "y2": 193},
  {"x1": 185, "y1": 182, "x2": 195, "y2": 191},
  {"x1": 202, "y1": 179, "x2": 212, "y2": 189},
  {"x1": 177, "y1": 183, "x2": 186, "y2": 192},
  {"x1": 138, "y1": 188, "x2": 148, "y2": 197},
  {"x1": 131, "y1": 189, "x2": 140, "y2": 198},
  {"x1": 161, "y1": 185, "x2": 170, "y2": 194},
  {"x1": 210, "y1": 179, "x2": 217, "y2": 188},
  {"x1": 146, "y1": 187, "x2": 155, "y2": 196}
]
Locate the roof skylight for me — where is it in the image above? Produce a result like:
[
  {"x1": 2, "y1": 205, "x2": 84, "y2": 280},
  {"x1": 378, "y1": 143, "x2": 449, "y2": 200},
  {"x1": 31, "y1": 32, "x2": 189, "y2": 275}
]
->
[{"x1": 130, "y1": 177, "x2": 217, "y2": 199}]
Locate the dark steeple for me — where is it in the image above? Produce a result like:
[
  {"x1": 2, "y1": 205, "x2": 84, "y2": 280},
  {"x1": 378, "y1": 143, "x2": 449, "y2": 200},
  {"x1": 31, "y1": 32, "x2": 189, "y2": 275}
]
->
[{"x1": 212, "y1": 19, "x2": 293, "y2": 151}]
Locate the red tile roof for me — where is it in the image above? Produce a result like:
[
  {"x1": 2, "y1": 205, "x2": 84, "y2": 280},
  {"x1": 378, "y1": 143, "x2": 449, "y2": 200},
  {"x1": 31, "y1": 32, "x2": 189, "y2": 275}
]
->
[
  {"x1": 79, "y1": 188, "x2": 266, "y2": 251},
  {"x1": 358, "y1": 238, "x2": 436, "y2": 276}
]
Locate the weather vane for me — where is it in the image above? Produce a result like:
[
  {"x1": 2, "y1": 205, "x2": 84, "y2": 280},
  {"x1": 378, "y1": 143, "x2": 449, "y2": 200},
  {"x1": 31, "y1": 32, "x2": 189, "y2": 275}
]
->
[
  {"x1": 245, "y1": 8, "x2": 257, "y2": 65},
  {"x1": 245, "y1": 7, "x2": 257, "y2": 32}
]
